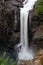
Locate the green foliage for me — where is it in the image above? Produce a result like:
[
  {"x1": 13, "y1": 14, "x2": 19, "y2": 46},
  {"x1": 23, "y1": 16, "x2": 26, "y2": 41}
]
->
[
  {"x1": 33, "y1": 0, "x2": 43, "y2": 27},
  {"x1": 0, "y1": 52, "x2": 18, "y2": 65},
  {"x1": 35, "y1": 0, "x2": 43, "y2": 15}
]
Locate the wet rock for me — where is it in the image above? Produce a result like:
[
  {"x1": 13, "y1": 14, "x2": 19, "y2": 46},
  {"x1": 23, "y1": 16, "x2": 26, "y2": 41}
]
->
[
  {"x1": 0, "y1": 0, "x2": 22, "y2": 58},
  {"x1": 18, "y1": 60, "x2": 32, "y2": 65},
  {"x1": 33, "y1": 49, "x2": 43, "y2": 65},
  {"x1": 33, "y1": 25, "x2": 43, "y2": 40},
  {"x1": 0, "y1": 0, "x2": 21, "y2": 45},
  {"x1": 10, "y1": 32, "x2": 20, "y2": 46}
]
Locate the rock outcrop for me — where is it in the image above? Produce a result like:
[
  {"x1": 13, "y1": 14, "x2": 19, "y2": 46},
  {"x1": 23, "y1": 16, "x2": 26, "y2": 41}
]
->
[{"x1": 0, "y1": 0, "x2": 23, "y2": 55}]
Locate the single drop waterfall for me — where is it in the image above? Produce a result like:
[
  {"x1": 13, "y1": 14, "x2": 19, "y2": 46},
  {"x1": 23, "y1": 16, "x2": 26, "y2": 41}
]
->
[{"x1": 18, "y1": 0, "x2": 37, "y2": 60}]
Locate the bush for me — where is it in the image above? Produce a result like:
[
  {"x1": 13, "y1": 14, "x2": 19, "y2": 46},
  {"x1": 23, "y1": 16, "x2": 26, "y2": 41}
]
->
[
  {"x1": 0, "y1": 52, "x2": 18, "y2": 65},
  {"x1": 33, "y1": 0, "x2": 43, "y2": 27},
  {"x1": 35, "y1": 0, "x2": 43, "y2": 15}
]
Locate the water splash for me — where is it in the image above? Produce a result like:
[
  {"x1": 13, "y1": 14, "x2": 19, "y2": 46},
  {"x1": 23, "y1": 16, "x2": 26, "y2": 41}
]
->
[
  {"x1": 18, "y1": 47, "x2": 35, "y2": 60},
  {"x1": 18, "y1": 0, "x2": 37, "y2": 60}
]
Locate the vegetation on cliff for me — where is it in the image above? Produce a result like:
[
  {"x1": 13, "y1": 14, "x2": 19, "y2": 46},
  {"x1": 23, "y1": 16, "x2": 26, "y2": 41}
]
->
[
  {"x1": 34, "y1": 0, "x2": 43, "y2": 26},
  {"x1": 35, "y1": 0, "x2": 43, "y2": 15},
  {"x1": 32, "y1": 0, "x2": 43, "y2": 28},
  {"x1": 0, "y1": 52, "x2": 17, "y2": 65}
]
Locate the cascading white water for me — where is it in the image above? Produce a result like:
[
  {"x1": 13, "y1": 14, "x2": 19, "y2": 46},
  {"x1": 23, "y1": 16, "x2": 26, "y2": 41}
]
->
[{"x1": 18, "y1": 0, "x2": 37, "y2": 60}]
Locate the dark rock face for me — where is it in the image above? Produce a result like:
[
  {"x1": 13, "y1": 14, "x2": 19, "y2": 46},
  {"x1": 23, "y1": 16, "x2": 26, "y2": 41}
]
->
[
  {"x1": 0, "y1": 0, "x2": 24, "y2": 60},
  {"x1": 0, "y1": 0, "x2": 22, "y2": 56},
  {"x1": 11, "y1": 0, "x2": 23, "y2": 7}
]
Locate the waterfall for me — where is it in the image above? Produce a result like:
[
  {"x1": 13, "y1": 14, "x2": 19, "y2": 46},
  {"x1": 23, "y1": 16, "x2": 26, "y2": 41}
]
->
[{"x1": 18, "y1": 0, "x2": 37, "y2": 60}]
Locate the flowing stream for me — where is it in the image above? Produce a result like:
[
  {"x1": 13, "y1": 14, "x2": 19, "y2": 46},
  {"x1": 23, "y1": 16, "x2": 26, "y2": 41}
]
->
[{"x1": 18, "y1": 0, "x2": 37, "y2": 60}]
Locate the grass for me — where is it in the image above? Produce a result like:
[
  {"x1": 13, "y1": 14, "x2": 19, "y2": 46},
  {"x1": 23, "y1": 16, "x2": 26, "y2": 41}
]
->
[{"x1": 0, "y1": 52, "x2": 18, "y2": 65}]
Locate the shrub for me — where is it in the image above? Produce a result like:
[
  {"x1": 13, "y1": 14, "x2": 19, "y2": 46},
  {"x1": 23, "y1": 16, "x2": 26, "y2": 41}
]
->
[
  {"x1": 0, "y1": 52, "x2": 18, "y2": 65},
  {"x1": 35, "y1": 0, "x2": 43, "y2": 15}
]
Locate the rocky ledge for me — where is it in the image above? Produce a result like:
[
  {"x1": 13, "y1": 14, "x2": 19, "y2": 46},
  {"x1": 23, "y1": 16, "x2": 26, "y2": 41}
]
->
[{"x1": 33, "y1": 25, "x2": 43, "y2": 40}]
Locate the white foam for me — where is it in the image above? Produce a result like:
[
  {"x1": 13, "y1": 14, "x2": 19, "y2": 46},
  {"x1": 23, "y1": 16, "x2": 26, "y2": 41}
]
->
[{"x1": 18, "y1": 48, "x2": 34, "y2": 60}]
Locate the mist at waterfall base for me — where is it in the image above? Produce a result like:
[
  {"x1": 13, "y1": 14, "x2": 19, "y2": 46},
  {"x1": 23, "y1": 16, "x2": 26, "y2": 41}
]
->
[{"x1": 18, "y1": 0, "x2": 37, "y2": 60}]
